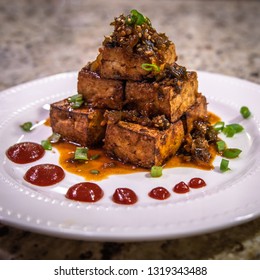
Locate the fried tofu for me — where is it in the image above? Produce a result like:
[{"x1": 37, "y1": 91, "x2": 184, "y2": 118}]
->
[
  {"x1": 99, "y1": 44, "x2": 176, "y2": 81},
  {"x1": 50, "y1": 99, "x2": 105, "y2": 147},
  {"x1": 104, "y1": 120, "x2": 184, "y2": 168},
  {"x1": 184, "y1": 94, "x2": 208, "y2": 133},
  {"x1": 77, "y1": 66, "x2": 124, "y2": 110},
  {"x1": 125, "y1": 71, "x2": 198, "y2": 122}
]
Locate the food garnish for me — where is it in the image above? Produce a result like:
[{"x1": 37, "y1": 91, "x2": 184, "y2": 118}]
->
[
  {"x1": 41, "y1": 139, "x2": 52, "y2": 150},
  {"x1": 213, "y1": 121, "x2": 225, "y2": 132},
  {"x1": 20, "y1": 121, "x2": 33, "y2": 132},
  {"x1": 222, "y1": 148, "x2": 242, "y2": 159},
  {"x1": 216, "y1": 140, "x2": 226, "y2": 152},
  {"x1": 240, "y1": 106, "x2": 251, "y2": 119},
  {"x1": 48, "y1": 132, "x2": 61, "y2": 143},
  {"x1": 126, "y1": 9, "x2": 151, "y2": 26},
  {"x1": 150, "y1": 166, "x2": 163, "y2": 177},
  {"x1": 223, "y1": 123, "x2": 244, "y2": 137},
  {"x1": 90, "y1": 169, "x2": 100, "y2": 175},
  {"x1": 74, "y1": 147, "x2": 88, "y2": 161},
  {"x1": 68, "y1": 94, "x2": 84, "y2": 109},
  {"x1": 90, "y1": 154, "x2": 100, "y2": 160},
  {"x1": 141, "y1": 63, "x2": 160, "y2": 72},
  {"x1": 220, "y1": 158, "x2": 230, "y2": 172}
]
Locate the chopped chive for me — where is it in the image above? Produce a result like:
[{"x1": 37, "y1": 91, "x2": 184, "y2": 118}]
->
[
  {"x1": 127, "y1": 10, "x2": 151, "y2": 26},
  {"x1": 223, "y1": 123, "x2": 244, "y2": 137},
  {"x1": 41, "y1": 139, "x2": 52, "y2": 150},
  {"x1": 220, "y1": 158, "x2": 230, "y2": 172},
  {"x1": 131, "y1": 9, "x2": 146, "y2": 25},
  {"x1": 20, "y1": 121, "x2": 33, "y2": 132},
  {"x1": 72, "y1": 100, "x2": 84, "y2": 109},
  {"x1": 48, "y1": 132, "x2": 61, "y2": 144},
  {"x1": 141, "y1": 63, "x2": 160, "y2": 72},
  {"x1": 216, "y1": 140, "x2": 226, "y2": 152},
  {"x1": 74, "y1": 147, "x2": 88, "y2": 160},
  {"x1": 90, "y1": 154, "x2": 100, "y2": 160},
  {"x1": 213, "y1": 121, "x2": 225, "y2": 132},
  {"x1": 227, "y1": 124, "x2": 244, "y2": 133},
  {"x1": 150, "y1": 166, "x2": 163, "y2": 177},
  {"x1": 90, "y1": 169, "x2": 100, "y2": 175},
  {"x1": 68, "y1": 94, "x2": 84, "y2": 109},
  {"x1": 223, "y1": 148, "x2": 242, "y2": 159},
  {"x1": 240, "y1": 106, "x2": 251, "y2": 119},
  {"x1": 68, "y1": 94, "x2": 82, "y2": 103},
  {"x1": 223, "y1": 125, "x2": 236, "y2": 137}
]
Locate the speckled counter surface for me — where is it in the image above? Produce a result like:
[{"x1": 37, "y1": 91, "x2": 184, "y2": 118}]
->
[{"x1": 0, "y1": 0, "x2": 260, "y2": 260}]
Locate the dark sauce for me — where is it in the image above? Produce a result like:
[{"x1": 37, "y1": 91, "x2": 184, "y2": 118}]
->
[
  {"x1": 6, "y1": 142, "x2": 45, "y2": 164},
  {"x1": 65, "y1": 182, "x2": 104, "y2": 202},
  {"x1": 24, "y1": 164, "x2": 65, "y2": 186},
  {"x1": 149, "y1": 187, "x2": 171, "y2": 200},
  {"x1": 112, "y1": 188, "x2": 138, "y2": 205}
]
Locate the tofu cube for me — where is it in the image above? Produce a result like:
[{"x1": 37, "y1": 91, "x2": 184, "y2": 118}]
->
[
  {"x1": 50, "y1": 99, "x2": 105, "y2": 147},
  {"x1": 125, "y1": 71, "x2": 198, "y2": 122},
  {"x1": 77, "y1": 66, "x2": 124, "y2": 110},
  {"x1": 184, "y1": 94, "x2": 208, "y2": 133},
  {"x1": 104, "y1": 120, "x2": 184, "y2": 168},
  {"x1": 99, "y1": 44, "x2": 177, "y2": 81}
]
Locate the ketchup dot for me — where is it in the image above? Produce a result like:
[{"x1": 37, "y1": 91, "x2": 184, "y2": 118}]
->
[
  {"x1": 189, "y1": 177, "x2": 206, "y2": 189},
  {"x1": 24, "y1": 164, "x2": 65, "y2": 186},
  {"x1": 6, "y1": 142, "x2": 45, "y2": 164},
  {"x1": 112, "y1": 188, "x2": 138, "y2": 205},
  {"x1": 173, "y1": 181, "x2": 190, "y2": 194},
  {"x1": 65, "y1": 182, "x2": 103, "y2": 202},
  {"x1": 149, "y1": 187, "x2": 170, "y2": 200}
]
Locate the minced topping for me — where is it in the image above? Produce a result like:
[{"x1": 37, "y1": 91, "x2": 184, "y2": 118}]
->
[{"x1": 103, "y1": 10, "x2": 174, "y2": 64}]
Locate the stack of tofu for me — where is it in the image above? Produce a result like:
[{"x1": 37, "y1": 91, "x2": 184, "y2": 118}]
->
[{"x1": 50, "y1": 11, "x2": 210, "y2": 168}]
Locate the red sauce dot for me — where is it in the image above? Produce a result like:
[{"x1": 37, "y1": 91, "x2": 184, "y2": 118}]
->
[
  {"x1": 65, "y1": 182, "x2": 103, "y2": 202},
  {"x1": 149, "y1": 187, "x2": 170, "y2": 200},
  {"x1": 112, "y1": 188, "x2": 138, "y2": 205},
  {"x1": 189, "y1": 177, "x2": 206, "y2": 189},
  {"x1": 6, "y1": 142, "x2": 45, "y2": 164},
  {"x1": 24, "y1": 164, "x2": 65, "y2": 186},
  {"x1": 173, "y1": 181, "x2": 190, "y2": 194}
]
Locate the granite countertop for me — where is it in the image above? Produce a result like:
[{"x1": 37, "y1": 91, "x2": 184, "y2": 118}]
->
[{"x1": 0, "y1": 0, "x2": 260, "y2": 260}]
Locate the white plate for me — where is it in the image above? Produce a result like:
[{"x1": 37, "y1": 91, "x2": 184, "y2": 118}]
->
[{"x1": 0, "y1": 71, "x2": 260, "y2": 241}]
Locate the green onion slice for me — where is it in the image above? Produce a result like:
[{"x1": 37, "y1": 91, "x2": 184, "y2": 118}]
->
[
  {"x1": 216, "y1": 140, "x2": 226, "y2": 152},
  {"x1": 220, "y1": 159, "x2": 230, "y2": 172},
  {"x1": 20, "y1": 121, "x2": 33, "y2": 132},
  {"x1": 141, "y1": 63, "x2": 160, "y2": 72},
  {"x1": 226, "y1": 124, "x2": 244, "y2": 133},
  {"x1": 68, "y1": 94, "x2": 84, "y2": 109},
  {"x1": 223, "y1": 123, "x2": 244, "y2": 137},
  {"x1": 223, "y1": 148, "x2": 242, "y2": 159},
  {"x1": 240, "y1": 106, "x2": 251, "y2": 119},
  {"x1": 150, "y1": 166, "x2": 163, "y2": 177},
  {"x1": 223, "y1": 125, "x2": 236, "y2": 137},
  {"x1": 90, "y1": 154, "x2": 100, "y2": 160},
  {"x1": 74, "y1": 147, "x2": 88, "y2": 160},
  {"x1": 127, "y1": 10, "x2": 151, "y2": 26},
  {"x1": 90, "y1": 169, "x2": 100, "y2": 175},
  {"x1": 41, "y1": 139, "x2": 52, "y2": 150},
  {"x1": 213, "y1": 121, "x2": 225, "y2": 132},
  {"x1": 48, "y1": 132, "x2": 61, "y2": 144}
]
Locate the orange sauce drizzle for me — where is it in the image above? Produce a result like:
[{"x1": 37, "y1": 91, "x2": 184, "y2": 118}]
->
[{"x1": 48, "y1": 112, "x2": 221, "y2": 181}]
